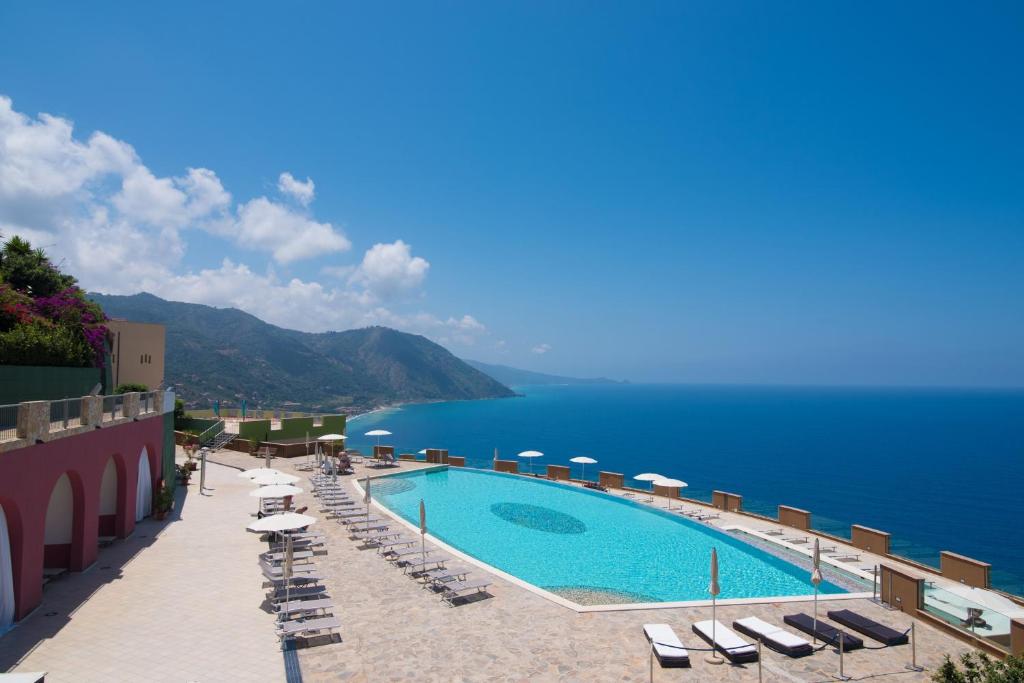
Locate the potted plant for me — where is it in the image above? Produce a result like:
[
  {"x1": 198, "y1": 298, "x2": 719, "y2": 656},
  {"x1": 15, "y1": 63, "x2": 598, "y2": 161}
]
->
[
  {"x1": 176, "y1": 463, "x2": 192, "y2": 486},
  {"x1": 153, "y1": 485, "x2": 174, "y2": 520}
]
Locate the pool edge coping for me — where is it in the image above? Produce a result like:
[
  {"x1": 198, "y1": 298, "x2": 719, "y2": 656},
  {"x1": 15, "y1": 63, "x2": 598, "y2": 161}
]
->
[{"x1": 351, "y1": 466, "x2": 874, "y2": 613}]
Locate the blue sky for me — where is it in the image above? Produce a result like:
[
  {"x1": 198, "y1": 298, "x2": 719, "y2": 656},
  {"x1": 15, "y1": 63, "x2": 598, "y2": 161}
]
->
[{"x1": 1, "y1": 2, "x2": 1021, "y2": 386}]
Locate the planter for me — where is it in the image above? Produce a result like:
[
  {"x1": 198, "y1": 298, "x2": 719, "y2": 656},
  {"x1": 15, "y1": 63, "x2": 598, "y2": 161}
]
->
[
  {"x1": 186, "y1": 461, "x2": 198, "y2": 471},
  {"x1": 154, "y1": 510, "x2": 168, "y2": 521}
]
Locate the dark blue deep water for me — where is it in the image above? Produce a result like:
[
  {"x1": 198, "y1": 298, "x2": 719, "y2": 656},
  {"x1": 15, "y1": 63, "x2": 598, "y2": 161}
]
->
[{"x1": 348, "y1": 384, "x2": 1024, "y2": 594}]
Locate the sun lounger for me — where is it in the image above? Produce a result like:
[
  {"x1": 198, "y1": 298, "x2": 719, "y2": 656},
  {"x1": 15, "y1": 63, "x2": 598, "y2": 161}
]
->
[
  {"x1": 642, "y1": 624, "x2": 690, "y2": 668},
  {"x1": 418, "y1": 566, "x2": 471, "y2": 586},
  {"x1": 583, "y1": 481, "x2": 607, "y2": 492},
  {"x1": 782, "y1": 536, "x2": 808, "y2": 544},
  {"x1": 733, "y1": 617, "x2": 813, "y2": 657},
  {"x1": 261, "y1": 562, "x2": 318, "y2": 579},
  {"x1": 386, "y1": 548, "x2": 435, "y2": 562},
  {"x1": 830, "y1": 553, "x2": 861, "y2": 562},
  {"x1": 348, "y1": 521, "x2": 389, "y2": 533},
  {"x1": 276, "y1": 615, "x2": 341, "y2": 638},
  {"x1": 403, "y1": 559, "x2": 447, "y2": 574},
  {"x1": 783, "y1": 613, "x2": 864, "y2": 651},
  {"x1": 354, "y1": 530, "x2": 402, "y2": 544},
  {"x1": 377, "y1": 539, "x2": 415, "y2": 553},
  {"x1": 328, "y1": 508, "x2": 371, "y2": 519},
  {"x1": 827, "y1": 610, "x2": 908, "y2": 646},
  {"x1": 695, "y1": 513, "x2": 720, "y2": 521},
  {"x1": 270, "y1": 584, "x2": 328, "y2": 601},
  {"x1": 763, "y1": 528, "x2": 784, "y2": 536},
  {"x1": 261, "y1": 549, "x2": 314, "y2": 563},
  {"x1": 692, "y1": 620, "x2": 758, "y2": 663},
  {"x1": 441, "y1": 579, "x2": 491, "y2": 605},
  {"x1": 275, "y1": 597, "x2": 335, "y2": 616}
]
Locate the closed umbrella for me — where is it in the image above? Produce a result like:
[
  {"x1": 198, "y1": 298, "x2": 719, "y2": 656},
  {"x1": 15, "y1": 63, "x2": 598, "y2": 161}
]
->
[
  {"x1": 517, "y1": 450, "x2": 543, "y2": 475},
  {"x1": 363, "y1": 477, "x2": 372, "y2": 531},
  {"x1": 707, "y1": 547, "x2": 724, "y2": 664},
  {"x1": 250, "y1": 484, "x2": 303, "y2": 498},
  {"x1": 811, "y1": 537, "x2": 823, "y2": 644},
  {"x1": 419, "y1": 499, "x2": 427, "y2": 566},
  {"x1": 569, "y1": 456, "x2": 597, "y2": 481},
  {"x1": 318, "y1": 433, "x2": 346, "y2": 475}
]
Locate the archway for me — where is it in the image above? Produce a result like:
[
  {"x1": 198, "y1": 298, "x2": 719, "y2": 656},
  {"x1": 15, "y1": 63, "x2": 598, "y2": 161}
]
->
[
  {"x1": 98, "y1": 457, "x2": 120, "y2": 538},
  {"x1": 135, "y1": 447, "x2": 152, "y2": 522},
  {"x1": 44, "y1": 474, "x2": 75, "y2": 570},
  {"x1": 0, "y1": 502, "x2": 14, "y2": 632}
]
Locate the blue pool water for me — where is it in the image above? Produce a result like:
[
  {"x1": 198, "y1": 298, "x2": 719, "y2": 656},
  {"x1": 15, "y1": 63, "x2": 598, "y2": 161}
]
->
[
  {"x1": 372, "y1": 467, "x2": 847, "y2": 603},
  {"x1": 349, "y1": 384, "x2": 1024, "y2": 595}
]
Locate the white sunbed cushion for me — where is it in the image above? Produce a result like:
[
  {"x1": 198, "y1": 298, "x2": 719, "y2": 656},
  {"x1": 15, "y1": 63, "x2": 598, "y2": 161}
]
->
[
  {"x1": 693, "y1": 620, "x2": 756, "y2": 655},
  {"x1": 734, "y1": 616, "x2": 809, "y2": 649},
  {"x1": 643, "y1": 624, "x2": 689, "y2": 659}
]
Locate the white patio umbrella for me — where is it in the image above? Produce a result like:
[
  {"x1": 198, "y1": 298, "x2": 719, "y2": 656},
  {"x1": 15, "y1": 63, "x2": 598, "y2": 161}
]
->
[
  {"x1": 238, "y1": 467, "x2": 281, "y2": 479},
  {"x1": 811, "y1": 537, "x2": 823, "y2": 644},
  {"x1": 707, "y1": 547, "x2": 724, "y2": 664},
  {"x1": 365, "y1": 429, "x2": 392, "y2": 449},
  {"x1": 250, "y1": 484, "x2": 303, "y2": 498},
  {"x1": 251, "y1": 472, "x2": 300, "y2": 486},
  {"x1": 633, "y1": 472, "x2": 664, "y2": 492},
  {"x1": 419, "y1": 499, "x2": 427, "y2": 566},
  {"x1": 569, "y1": 456, "x2": 597, "y2": 481},
  {"x1": 363, "y1": 477, "x2": 372, "y2": 530},
  {"x1": 653, "y1": 477, "x2": 687, "y2": 509},
  {"x1": 417, "y1": 449, "x2": 428, "y2": 455},
  {"x1": 517, "y1": 450, "x2": 543, "y2": 475},
  {"x1": 247, "y1": 512, "x2": 316, "y2": 533},
  {"x1": 318, "y1": 433, "x2": 346, "y2": 471}
]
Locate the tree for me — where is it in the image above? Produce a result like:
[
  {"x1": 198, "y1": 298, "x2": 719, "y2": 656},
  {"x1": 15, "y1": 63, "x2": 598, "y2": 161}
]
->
[
  {"x1": 0, "y1": 236, "x2": 76, "y2": 297},
  {"x1": 933, "y1": 652, "x2": 1024, "y2": 683}
]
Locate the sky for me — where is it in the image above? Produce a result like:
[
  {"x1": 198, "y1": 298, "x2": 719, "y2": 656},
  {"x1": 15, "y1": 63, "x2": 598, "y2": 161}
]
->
[{"x1": 1, "y1": 2, "x2": 1022, "y2": 386}]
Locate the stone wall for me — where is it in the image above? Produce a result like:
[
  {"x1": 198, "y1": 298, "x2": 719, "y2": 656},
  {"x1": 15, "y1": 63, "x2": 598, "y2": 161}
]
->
[
  {"x1": 778, "y1": 505, "x2": 811, "y2": 530},
  {"x1": 940, "y1": 551, "x2": 991, "y2": 588}
]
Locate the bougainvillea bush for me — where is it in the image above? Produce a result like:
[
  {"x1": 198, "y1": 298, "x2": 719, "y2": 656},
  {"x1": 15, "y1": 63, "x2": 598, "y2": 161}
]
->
[{"x1": 0, "y1": 236, "x2": 109, "y2": 368}]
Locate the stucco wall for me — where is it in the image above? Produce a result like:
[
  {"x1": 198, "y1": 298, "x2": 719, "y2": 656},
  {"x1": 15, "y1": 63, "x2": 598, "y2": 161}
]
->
[
  {"x1": 99, "y1": 459, "x2": 118, "y2": 515},
  {"x1": 44, "y1": 474, "x2": 73, "y2": 545},
  {"x1": 108, "y1": 320, "x2": 165, "y2": 390}
]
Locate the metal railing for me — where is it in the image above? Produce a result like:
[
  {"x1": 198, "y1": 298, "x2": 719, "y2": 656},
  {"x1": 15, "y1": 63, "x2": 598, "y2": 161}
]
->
[
  {"x1": 102, "y1": 394, "x2": 124, "y2": 421},
  {"x1": 138, "y1": 390, "x2": 160, "y2": 415},
  {"x1": 49, "y1": 398, "x2": 83, "y2": 432},
  {"x1": 196, "y1": 420, "x2": 225, "y2": 447},
  {"x1": 0, "y1": 404, "x2": 17, "y2": 441}
]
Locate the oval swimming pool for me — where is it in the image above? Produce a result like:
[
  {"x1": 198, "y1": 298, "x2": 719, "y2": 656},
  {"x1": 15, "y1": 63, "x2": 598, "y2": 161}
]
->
[{"x1": 370, "y1": 467, "x2": 853, "y2": 605}]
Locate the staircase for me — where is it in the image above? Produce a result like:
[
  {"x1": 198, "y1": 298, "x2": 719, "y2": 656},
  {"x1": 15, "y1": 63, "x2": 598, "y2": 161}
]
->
[{"x1": 205, "y1": 430, "x2": 236, "y2": 453}]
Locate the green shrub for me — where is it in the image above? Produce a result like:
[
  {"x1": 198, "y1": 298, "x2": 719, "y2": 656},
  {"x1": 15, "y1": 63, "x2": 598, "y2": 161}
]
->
[
  {"x1": 933, "y1": 652, "x2": 1024, "y2": 682},
  {"x1": 0, "y1": 319, "x2": 93, "y2": 366},
  {"x1": 115, "y1": 383, "x2": 149, "y2": 394}
]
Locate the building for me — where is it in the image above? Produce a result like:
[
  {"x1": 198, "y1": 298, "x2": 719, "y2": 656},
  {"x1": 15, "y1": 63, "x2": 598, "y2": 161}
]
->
[{"x1": 107, "y1": 320, "x2": 166, "y2": 390}]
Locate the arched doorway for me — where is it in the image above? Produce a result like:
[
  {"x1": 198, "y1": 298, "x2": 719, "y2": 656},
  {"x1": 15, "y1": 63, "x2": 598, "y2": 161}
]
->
[
  {"x1": 0, "y1": 502, "x2": 14, "y2": 632},
  {"x1": 135, "y1": 447, "x2": 152, "y2": 522},
  {"x1": 98, "y1": 457, "x2": 119, "y2": 537},
  {"x1": 44, "y1": 473, "x2": 75, "y2": 570}
]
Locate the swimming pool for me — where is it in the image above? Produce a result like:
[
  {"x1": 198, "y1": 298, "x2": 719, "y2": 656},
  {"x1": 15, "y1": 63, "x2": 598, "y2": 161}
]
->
[{"x1": 370, "y1": 467, "x2": 851, "y2": 606}]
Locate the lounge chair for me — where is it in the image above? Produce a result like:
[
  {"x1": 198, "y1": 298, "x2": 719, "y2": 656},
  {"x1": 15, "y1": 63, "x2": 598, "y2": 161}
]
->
[
  {"x1": 261, "y1": 549, "x2": 314, "y2": 563},
  {"x1": 827, "y1": 610, "x2": 908, "y2": 646},
  {"x1": 270, "y1": 584, "x2": 328, "y2": 601},
  {"x1": 583, "y1": 481, "x2": 607, "y2": 492},
  {"x1": 441, "y1": 579, "x2": 492, "y2": 605},
  {"x1": 276, "y1": 615, "x2": 341, "y2": 639},
  {"x1": 275, "y1": 597, "x2": 335, "y2": 617},
  {"x1": 763, "y1": 528, "x2": 785, "y2": 536},
  {"x1": 692, "y1": 620, "x2": 758, "y2": 663},
  {"x1": 782, "y1": 536, "x2": 808, "y2": 544},
  {"x1": 403, "y1": 558, "x2": 447, "y2": 575},
  {"x1": 418, "y1": 566, "x2": 471, "y2": 586},
  {"x1": 733, "y1": 617, "x2": 813, "y2": 657},
  {"x1": 783, "y1": 614, "x2": 864, "y2": 651},
  {"x1": 348, "y1": 521, "x2": 389, "y2": 533},
  {"x1": 642, "y1": 624, "x2": 690, "y2": 668}
]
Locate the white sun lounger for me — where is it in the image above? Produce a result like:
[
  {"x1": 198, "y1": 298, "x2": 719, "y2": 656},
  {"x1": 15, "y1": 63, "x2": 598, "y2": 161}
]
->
[
  {"x1": 270, "y1": 584, "x2": 327, "y2": 601},
  {"x1": 276, "y1": 616, "x2": 341, "y2": 638},
  {"x1": 261, "y1": 549, "x2": 314, "y2": 562},
  {"x1": 441, "y1": 579, "x2": 492, "y2": 605},
  {"x1": 733, "y1": 617, "x2": 813, "y2": 657},
  {"x1": 275, "y1": 597, "x2": 335, "y2": 617},
  {"x1": 692, "y1": 620, "x2": 758, "y2": 663},
  {"x1": 643, "y1": 624, "x2": 690, "y2": 668}
]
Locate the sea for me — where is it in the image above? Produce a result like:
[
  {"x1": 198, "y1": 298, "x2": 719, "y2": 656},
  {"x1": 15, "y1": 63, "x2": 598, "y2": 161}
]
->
[{"x1": 347, "y1": 383, "x2": 1024, "y2": 595}]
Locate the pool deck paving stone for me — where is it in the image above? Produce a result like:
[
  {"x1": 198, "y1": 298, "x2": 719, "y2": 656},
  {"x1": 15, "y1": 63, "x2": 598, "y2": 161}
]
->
[{"x1": 1, "y1": 448, "x2": 978, "y2": 682}]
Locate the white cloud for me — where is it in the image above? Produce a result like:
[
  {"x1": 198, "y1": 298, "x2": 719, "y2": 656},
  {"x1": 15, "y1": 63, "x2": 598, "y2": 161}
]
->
[
  {"x1": 350, "y1": 240, "x2": 430, "y2": 301},
  {"x1": 233, "y1": 197, "x2": 350, "y2": 263},
  {"x1": 0, "y1": 94, "x2": 489, "y2": 349},
  {"x1": 532, "y1": 343, "x2": 552, "y2": 355},
  {"x1": 277, "y1": 172, "x2": 315, "y2": 206}
]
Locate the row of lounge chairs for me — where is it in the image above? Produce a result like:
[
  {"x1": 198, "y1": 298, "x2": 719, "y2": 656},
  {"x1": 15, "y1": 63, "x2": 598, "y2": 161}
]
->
[
  {"x1": 310, "y1": 473, "x2": 493, "y2": 606},
  {"x1": 644, "y1": 609, "x2": 907, "y2": 667},
  {"x1": 258, "y1": 529, "x2": 342, "y2": 645}
]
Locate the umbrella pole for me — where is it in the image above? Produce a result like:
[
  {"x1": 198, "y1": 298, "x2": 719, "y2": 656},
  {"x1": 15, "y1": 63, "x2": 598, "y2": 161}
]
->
[
  {"x1": 706, "y1": 594, "x2": 724, "y2": 664},
  {"x1": 813, "y1": 586, "x2": 818, "y2": 644}
]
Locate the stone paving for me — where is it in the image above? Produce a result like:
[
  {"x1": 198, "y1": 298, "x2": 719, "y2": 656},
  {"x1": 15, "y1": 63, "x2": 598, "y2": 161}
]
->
[
  {"x1": 0, "y1": 447, "x2": 977, "y2": 682},
  {"x1": 0, "y1": 447, "x2": 284, "y2": 683}
]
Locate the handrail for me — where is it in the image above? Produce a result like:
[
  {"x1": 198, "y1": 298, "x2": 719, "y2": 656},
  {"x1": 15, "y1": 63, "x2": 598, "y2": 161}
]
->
[{"x1": 196, "y1": 420, "x2": 225, "y2": 446}]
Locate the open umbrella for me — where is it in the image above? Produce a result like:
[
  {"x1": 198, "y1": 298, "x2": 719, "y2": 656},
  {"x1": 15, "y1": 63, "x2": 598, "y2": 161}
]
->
[
  {"x1": 250, "y1": 484, "x2": 303, "y2": 498},
  {"x1": 569, "y1": 456, "x2": 597, "y2": 481},
  {"x1": 811, "y1": 537, "x2": 823, "y2": 643},
  {"x1": 365, "y1": 429, "x2": 392, "y2": 449},
  {"x1": 633, "y1": 472, "x2": 664, "y2": 492},
  {"x1": 238, "y1": 468, "x2": 281, "y2": 479},
  {"x1": 247, "y1": 512, "x2": 316, "y2": 533},
  {"x1": 707, "y1": 547, "x2": 724, "y2": 664},
  {"x1": 251, "y1": 472, "x2": 300, "y2": 486},
  {"x1": 517, "y1": 450, "x2": 543, "y2": 475},
  {"x1": 653, "y1": 477, "x2": 687, "y2": 509},
  {"x1": 318, "y1": 433, "x2": 346, "y2": 474}
]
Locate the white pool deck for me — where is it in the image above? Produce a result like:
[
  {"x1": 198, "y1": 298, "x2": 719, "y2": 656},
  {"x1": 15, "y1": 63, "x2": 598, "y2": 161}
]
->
[{"x1": 0, "y1": 448, "x2": 982, "y2": 681}]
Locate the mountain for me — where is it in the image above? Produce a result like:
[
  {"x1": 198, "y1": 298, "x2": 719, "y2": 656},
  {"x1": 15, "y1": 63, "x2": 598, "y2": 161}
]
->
[
  {"x1": 463, "y1": 359, "x2": 626, "y2": 387},
  {"x1": 90, "y1": 292, "x2": 515, "y2": 411}
]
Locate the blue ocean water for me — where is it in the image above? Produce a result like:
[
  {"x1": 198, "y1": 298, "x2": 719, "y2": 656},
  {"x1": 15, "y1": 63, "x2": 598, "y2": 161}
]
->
[
  {"x1": 372, "y1": 467, "x2": 848, "y2": 602},
  {"x1": 349, "y1": 384, "x2": 1024, "y2": 595}
]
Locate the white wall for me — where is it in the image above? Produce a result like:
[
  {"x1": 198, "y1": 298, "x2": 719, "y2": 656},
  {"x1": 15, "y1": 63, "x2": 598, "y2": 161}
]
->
[
  {"x1": 99, "y1": 459, "x2": 117, "y2": 515},
  {"x1": 44, "y1": 473, "x2": 73, "y2": 545}
]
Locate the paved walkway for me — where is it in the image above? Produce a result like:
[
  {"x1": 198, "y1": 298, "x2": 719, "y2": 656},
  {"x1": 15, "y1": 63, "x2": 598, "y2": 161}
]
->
[{"x1": 0, "y1": 448, "x2": 284, "y2": 683}]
